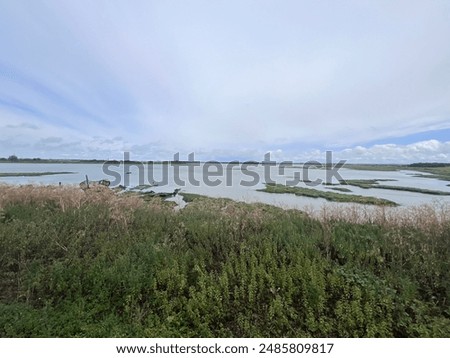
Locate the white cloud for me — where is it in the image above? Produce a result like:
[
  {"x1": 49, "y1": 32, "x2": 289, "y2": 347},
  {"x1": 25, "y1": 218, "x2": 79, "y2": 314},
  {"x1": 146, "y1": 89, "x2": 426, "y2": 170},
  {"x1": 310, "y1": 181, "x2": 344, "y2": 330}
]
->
[
  {"x1": 327, "y1": 140, "x2": 450, "y2": 164},
  {"x1": 0, "y1": 1, "x2": 449, "y2": 158}
]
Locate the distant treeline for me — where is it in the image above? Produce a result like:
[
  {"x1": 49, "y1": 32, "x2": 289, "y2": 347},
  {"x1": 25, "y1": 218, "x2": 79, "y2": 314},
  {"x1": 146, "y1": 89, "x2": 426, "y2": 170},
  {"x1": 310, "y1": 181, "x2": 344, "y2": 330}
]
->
[
  {"x1": 1, "y1": 155, "x2": 449, "y2": 167},
  {"x1": 409, "y1": 162, "x2": 450, "y2": 168},
  {"x1": 0, "y1": 155, "x2": 105, "y2": 164},
  {"x1": 0, "y1": 156, "x2": 260, "y2": 165}
]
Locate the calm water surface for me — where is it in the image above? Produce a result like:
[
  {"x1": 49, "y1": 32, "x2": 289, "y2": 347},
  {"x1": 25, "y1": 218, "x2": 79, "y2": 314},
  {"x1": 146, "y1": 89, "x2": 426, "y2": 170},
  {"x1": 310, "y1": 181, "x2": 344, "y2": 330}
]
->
[{"x1": 1, "y1": 163, "x2": 449, "y2": 211}]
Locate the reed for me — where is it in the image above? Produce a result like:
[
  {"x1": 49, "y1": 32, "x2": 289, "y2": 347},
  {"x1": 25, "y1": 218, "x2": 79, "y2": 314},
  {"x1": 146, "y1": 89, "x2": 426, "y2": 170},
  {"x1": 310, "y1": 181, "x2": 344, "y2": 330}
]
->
[{"x1": 0, "y1": 185, "x2": 448, "y2": 337}]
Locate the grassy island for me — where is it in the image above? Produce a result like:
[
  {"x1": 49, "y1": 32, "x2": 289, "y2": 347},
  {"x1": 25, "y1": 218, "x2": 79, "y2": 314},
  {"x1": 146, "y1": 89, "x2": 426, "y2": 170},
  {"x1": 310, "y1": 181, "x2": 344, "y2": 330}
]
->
[{"x1": 259, "y1": 183, "x2": 398, "y2": 206}]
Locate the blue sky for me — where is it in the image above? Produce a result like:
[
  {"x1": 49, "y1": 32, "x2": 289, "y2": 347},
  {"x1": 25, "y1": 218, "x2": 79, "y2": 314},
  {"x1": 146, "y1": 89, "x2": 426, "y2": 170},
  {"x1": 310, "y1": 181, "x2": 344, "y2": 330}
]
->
[{"x1": 0, "y1": 0, "x2": 449, "y2": 163}]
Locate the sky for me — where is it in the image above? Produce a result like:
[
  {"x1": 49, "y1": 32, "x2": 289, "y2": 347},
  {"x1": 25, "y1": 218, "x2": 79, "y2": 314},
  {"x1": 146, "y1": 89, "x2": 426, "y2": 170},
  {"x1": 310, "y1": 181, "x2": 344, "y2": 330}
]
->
[{"x1": 0, "y1": 0, "x2": 449, "y2": 163}]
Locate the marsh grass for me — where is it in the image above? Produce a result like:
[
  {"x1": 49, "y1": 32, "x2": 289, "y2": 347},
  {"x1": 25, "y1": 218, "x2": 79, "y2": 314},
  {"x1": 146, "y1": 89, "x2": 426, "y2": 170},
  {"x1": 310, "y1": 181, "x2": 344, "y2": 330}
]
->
[
  {"x1": 0, "y1": 185, "x2": 449, "y2": 337},
  {"x1": 410, "y1": 166, "x2": 450, "y2": 181},
  {"x1": 328, "y1": 187, "x2": 352, "y2": 193},
  {"x1": 259, "y1": 183, "x2": 398, "y2": 206},
  {"x1": 180, "y1": 193, "x2": 211, "y2": 203},
  {"x1": 342, "y1": 180, "x2": 450, "y2": 195},
  {"x1": 340, "y1": 179, "x2": 393, "y2": 189},
  {"x1": 343, "y1": 164, "x2": 450, "y2": 181},
  {"x1": 373, "y1": 185, "x2": 450, "y2": 195},
  {"x1": 344, "y1": 164, "x2": 405, "y2": 172}
]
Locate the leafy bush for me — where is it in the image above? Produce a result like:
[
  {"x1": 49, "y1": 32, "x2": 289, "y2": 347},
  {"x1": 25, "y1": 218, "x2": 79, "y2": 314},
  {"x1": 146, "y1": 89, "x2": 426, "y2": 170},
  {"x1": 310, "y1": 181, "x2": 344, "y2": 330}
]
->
[{"x1": 0, "y1": 186, "x2": 448, "y2": 337}]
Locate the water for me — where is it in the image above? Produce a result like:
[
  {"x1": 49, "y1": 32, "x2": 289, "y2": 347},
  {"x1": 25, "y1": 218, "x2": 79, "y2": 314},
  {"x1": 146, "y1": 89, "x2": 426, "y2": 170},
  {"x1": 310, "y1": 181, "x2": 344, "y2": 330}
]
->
[{"x1": 1, "y1": 163, "x2": 449, "y2": 210}]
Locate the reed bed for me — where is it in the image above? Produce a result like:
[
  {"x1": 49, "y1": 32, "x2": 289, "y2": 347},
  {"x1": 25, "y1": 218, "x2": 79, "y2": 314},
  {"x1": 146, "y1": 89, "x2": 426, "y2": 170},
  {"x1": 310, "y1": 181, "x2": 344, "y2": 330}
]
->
[
  {"x1": 306, "y1": 201, "x2": 450, "y2": 234},
  {"x1": 0, "y1": 185, "x2": 449, "y2": 337},
  {"x1": 0, "y1": 184, "x2": 164, "y2": 226}
]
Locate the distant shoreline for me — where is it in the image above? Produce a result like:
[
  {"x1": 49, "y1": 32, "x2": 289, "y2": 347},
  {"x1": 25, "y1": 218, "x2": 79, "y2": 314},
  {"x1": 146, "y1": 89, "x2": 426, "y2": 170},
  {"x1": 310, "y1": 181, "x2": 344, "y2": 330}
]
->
[
  {"x1": 1, "y1": 159, "x2": 449, "y2": 181},
  {"x1": 1, "y1": 158, "x2": 449, "y2": 166}
]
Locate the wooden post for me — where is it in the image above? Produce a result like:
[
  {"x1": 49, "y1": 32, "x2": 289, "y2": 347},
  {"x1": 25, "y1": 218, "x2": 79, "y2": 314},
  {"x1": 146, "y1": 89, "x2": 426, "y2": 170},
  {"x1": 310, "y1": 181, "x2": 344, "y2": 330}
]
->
[{"x1": 85, "y1": 175, "x2": 89, "y2": 189}]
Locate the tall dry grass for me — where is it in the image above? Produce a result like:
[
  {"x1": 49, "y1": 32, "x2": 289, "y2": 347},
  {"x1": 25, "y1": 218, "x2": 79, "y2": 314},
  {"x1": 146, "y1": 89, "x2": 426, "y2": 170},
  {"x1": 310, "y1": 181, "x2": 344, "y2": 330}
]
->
[
  {"x1": 0, "y1": 184, "x2": 449, "y2": 337},
  {"x1": 1, "y1": 183, "x2": 449, "y2": 232},
  {"x1": 304, "y1": 201, "x2": 450, "y2": 235},
  {"x1": 0, "y1": 184, "x2": 167, "y2": 226}
]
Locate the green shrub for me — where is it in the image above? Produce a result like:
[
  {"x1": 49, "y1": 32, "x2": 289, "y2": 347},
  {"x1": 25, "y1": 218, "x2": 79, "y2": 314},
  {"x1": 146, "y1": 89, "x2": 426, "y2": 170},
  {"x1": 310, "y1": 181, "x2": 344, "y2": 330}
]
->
[{"x1": 0, "y1": 189, "x2": 448, "y2": 337}]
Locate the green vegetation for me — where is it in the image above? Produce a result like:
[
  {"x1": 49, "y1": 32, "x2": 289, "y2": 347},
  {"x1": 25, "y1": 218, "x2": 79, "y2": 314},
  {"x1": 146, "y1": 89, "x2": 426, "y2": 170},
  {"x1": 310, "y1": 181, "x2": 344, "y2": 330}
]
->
[
  {"x1": 409, "y1": 166, "x2": 450, "y2": 182},
  {"x1": 0, "y1": 185, "x2": 449, "y2": 337},
  {"x1": 344, "y1": 163, "x2": 450, "y2": 181},
  {"x1": 259, "y1": 183, "x2": 397, "y2": 206},
  {"x1": 374, "y1": 185, "x2": 450, "y2": 195},
  {"x1": 409, "y1": 162, "x2": 450, "y2": 168},
  {"x1": 328, "y1": 187, "x2": 352, "y2": 193},
  {"x1": 181, "y1": 193, "x2": 211, "y2": 203},
  {"x1": 340, "y1": 179, "x2": 394, "y2": 189},
  {"x1": 344, "y1": 164, "x2": 405, "y2": 172},
  {"x1": 0, "y1": 156, "x2": 200, "y2": 165},
  {"x1": 342, "y1": 179, "x2": 450, "y2": 195},
  {"x1": 0, "y1": 172, "x2": 75, "y2": 177},
  {"x1": 0, "y1": 157, "x2": 104, "y2": 164}
]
